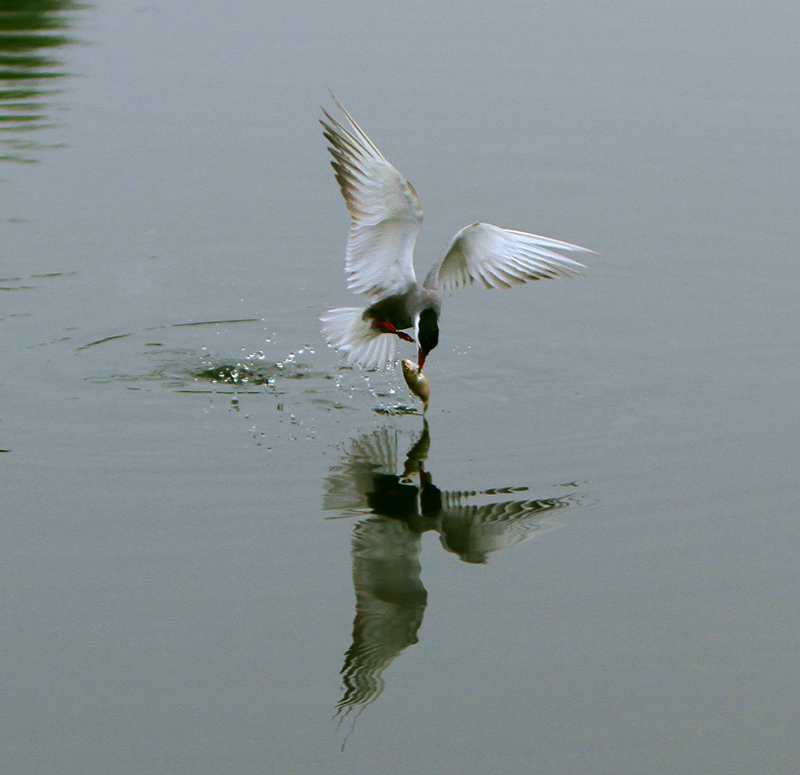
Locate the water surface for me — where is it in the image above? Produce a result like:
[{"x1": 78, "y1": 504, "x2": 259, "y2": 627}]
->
[{"x1": 3, "y1": 1, "x2": 800, "y2": 773}]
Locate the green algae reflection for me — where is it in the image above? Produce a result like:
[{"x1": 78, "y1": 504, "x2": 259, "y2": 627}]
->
[{"x1": 0, "y1": 0, "x2": 85, "y2": 164}]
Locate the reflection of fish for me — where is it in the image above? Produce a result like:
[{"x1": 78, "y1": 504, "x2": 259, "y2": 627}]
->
[
  {"x1": 320, "y1": 97, "x2": 593, "y2": 372},
  {"x1": 401, "y1": 358, "x2": 430, "y2": 409}
]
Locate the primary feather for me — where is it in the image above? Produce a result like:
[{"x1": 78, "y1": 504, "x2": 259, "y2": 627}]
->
[
  {"x1": 425, "y1": 222, "x2": 589, "y2": 292},
  {"x1": 321, "y1": 97, "x2": 422, "y2": 299}
]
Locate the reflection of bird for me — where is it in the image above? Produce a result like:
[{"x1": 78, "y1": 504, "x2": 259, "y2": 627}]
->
[
  {"x1": 320, "y1": 97, "x2": 594, "y2": 371},
  {"x1": 325, "y1": 426, "x2": 437, "y2": 718},
  {"x1": 325, "y1": 424, "x2": 573, "y2": 719}
]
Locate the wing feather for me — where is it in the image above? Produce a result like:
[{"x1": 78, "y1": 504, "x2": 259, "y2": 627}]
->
[
  {"x1": 320, "y1": 307, "x2": 398, "y2": 370},
  {"x1": 322, "y1": 98, "x2": 423, "y2": 299},
  {"x1": 424, "y1": 222, "x2": 592, "y2": 292},
  {"x1": 437, "y1": 496, "x2": 569, "y2": 564}
]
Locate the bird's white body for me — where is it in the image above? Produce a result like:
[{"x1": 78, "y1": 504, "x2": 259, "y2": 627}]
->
[{"x1": 320, "y1": 98, "x2": 593, "y2": 371}]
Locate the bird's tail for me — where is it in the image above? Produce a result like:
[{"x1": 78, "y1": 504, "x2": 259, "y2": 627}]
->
[{"x1": 320, "y1": 307, "x2": 397, "y2": 371}]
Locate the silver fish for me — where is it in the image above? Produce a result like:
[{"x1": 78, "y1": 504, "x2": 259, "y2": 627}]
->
[{"x1": 401, "y1": 359, "x2": 430, "y2": 410}]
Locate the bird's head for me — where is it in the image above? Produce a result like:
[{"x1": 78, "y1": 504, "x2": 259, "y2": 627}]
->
[{"x1": 416, "y1": 308, "x2": 439, "y2": 370}]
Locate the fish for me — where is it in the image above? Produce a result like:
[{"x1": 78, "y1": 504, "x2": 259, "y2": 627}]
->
[{"x1": 402, "y1": 358, "x2": 430, "y2": 410}]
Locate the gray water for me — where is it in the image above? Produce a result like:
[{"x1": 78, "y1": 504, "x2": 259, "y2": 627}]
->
[{"x1": 3, "y1": 1, "x2": 800, "y2": 773}]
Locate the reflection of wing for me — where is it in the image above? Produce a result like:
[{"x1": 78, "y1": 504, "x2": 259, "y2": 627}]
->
[
  {"x1": 437, "y1": 495, "x2": 570, "y2": 564},
  {"x1": 324, "y1": 428, "x2": 399, "y2": 513},
  {"x1": 336, "y1": 517, "x2": 427, "y2": 714}
]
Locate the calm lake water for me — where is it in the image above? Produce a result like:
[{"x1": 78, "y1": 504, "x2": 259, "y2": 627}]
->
[{"x1": 3, "y1": 1, "x2": 800, "y2": 773}]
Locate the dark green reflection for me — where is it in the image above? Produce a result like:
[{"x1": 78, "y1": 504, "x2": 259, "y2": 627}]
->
[{"x1": 0, "y1": 0, "x2": 84, "y2": 163}]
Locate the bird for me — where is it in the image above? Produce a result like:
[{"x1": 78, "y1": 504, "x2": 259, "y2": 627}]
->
[{"x1": 320, "y1": 97, "x2": 593, "y2": 372}]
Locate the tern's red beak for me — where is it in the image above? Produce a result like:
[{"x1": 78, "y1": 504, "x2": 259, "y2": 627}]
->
[{"x1": 417, "y1": 348, "x2": 426, "y2": 370}]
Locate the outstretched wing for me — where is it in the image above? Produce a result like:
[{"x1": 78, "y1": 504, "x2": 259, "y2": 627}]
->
[
  {"x1": 322, "y1": 98, "x2": 423, "y2": 299},
  {"x1": 424, "y1": 222, "x2": 592, "y2": 292}
]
